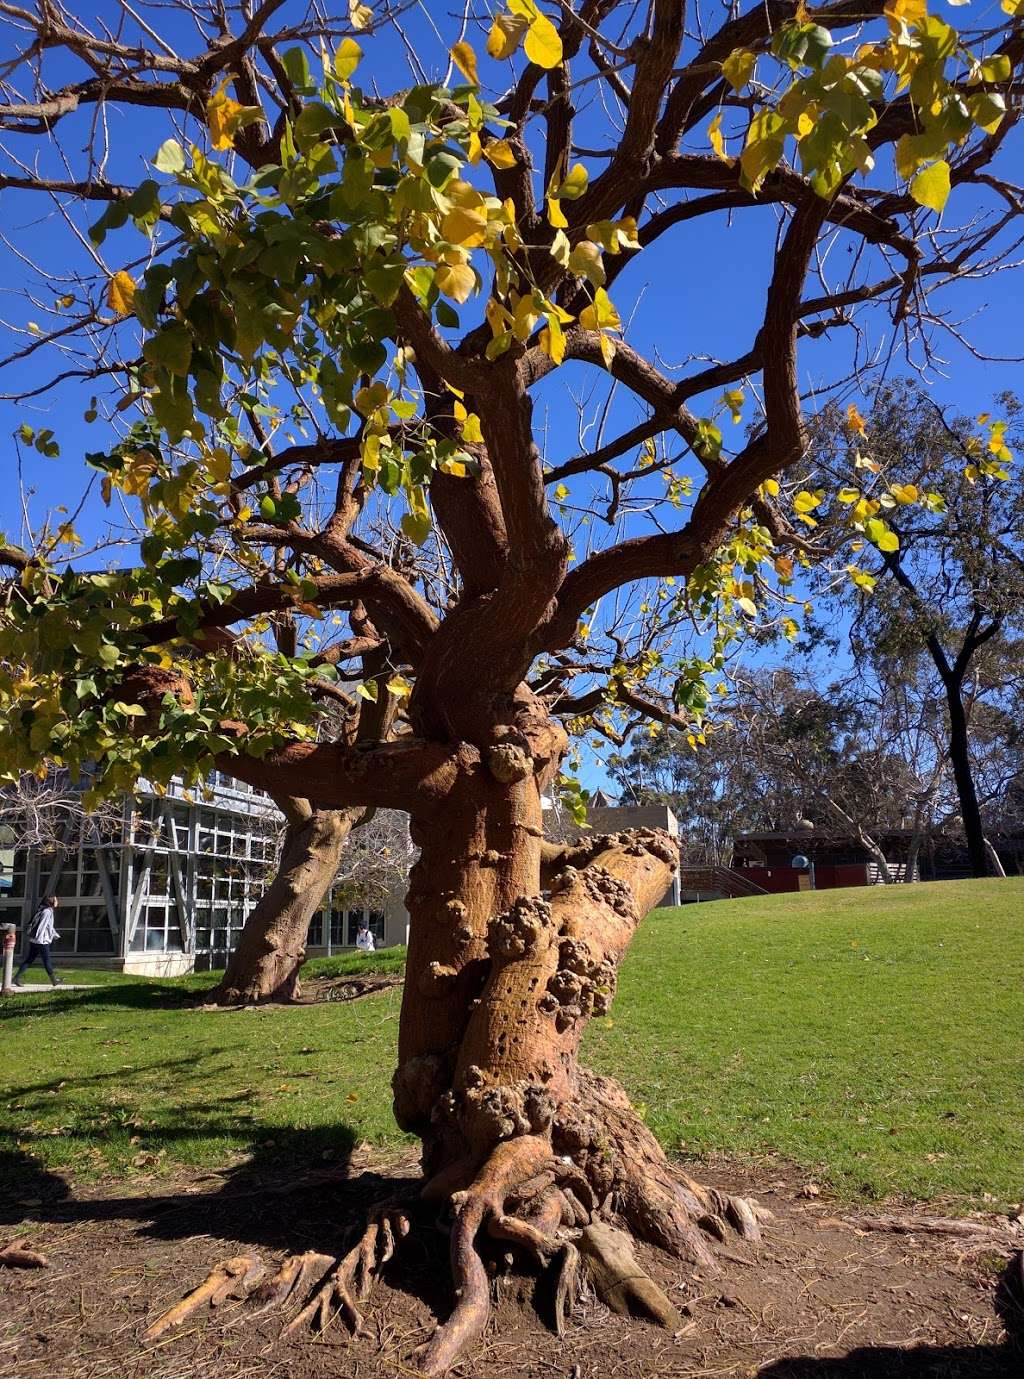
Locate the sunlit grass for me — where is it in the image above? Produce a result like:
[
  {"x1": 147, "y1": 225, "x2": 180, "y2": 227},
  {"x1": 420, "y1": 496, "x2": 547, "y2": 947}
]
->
[{"x1": 3, "y1": 881, "x2": 1021, "y2": 1209}]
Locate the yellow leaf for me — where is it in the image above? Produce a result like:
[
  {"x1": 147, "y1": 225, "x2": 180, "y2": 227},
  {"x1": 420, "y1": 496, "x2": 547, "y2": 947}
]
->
[
  {"x1": 349, "y1": 0, "x2": 373, "y2": 30},
  {"x1": 386, "y1": 674, "x2": 412, "y2": 698},
  {"x1": 461, "y1": 411, "x2": 484, "y2": 443},
  {"x1": 487, "y1": 13, "x2": 530, "y2": 60},
  {"x1": 540, "y1": 314, "x2": 566, "y2": 365},
  {"x1": 207, "y1": 80, "x2": 244, "y2": 151},
  {"x1": 549, "y1": 228, "x2": 571, "y2": 266},
  {"x1": 884, "y1": 0, "x2": 927, "y2": 26},
  {"x1": 762, "y1": 477, "x2": 780, "y2": 497},
  {"x1": 846, "y1": 403, "x2": 867, "y2": 437},
  {"x1": 450, "y1": 41, "x2": 479, "y2": 85},
  {"x1": 442, "y1": 205, "x2": 489, "y2": 246},
  {"x1": 708, "y1": 112, "x2": 730, "y2": 162},
  {"x1": 505, "y1": 0, "x2": 564, "y2": 69},
  {"x1": 599, "y1": 333, "x2": 616, "y2": 369},
  {"x1": 722, "y1": 48, "x2": 756, "y2": 91},
  {"x1": 568, "y1": 239, "x2": 605, "y2": 286},
  {"x1": 107, "y1": 270, "x2": 137, "y2": 318},
  {"x1": 546, "y1": 196, "x2": 567, "y2": 228},
  {"x1": 334, "y1": 38, "x2": 362, "y2": 80},
  {"x1": 793, "y1": 490, "x2": 821, "y2": 514},
  {"x1": 909, "y1": 160, "x2": 951, "y2": 213},
  {"x1": 890, "y1": 483, "x2": 919, "y2": 504},
  {"x1": 579, "y1": 287, "x2": 621, "y2": 333},
  {"x1": 484, "y1": 138, "x2": 518, "y2": 169},
  {"x1": 436, "y1": 262, "x2": 477, "y2": 303}
]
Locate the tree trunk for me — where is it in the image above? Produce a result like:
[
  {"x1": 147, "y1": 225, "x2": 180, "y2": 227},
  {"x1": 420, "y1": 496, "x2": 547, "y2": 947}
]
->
[
  {"x1": 983, "y1": 837, "x2": 1007, "y2": 878},
  {"x1": 150, "y1": 706, "x2": 762, "y2": 1367},
  {"x1": 944, "y1": 681, "x2": 989, "y2": 878},
  {"x1": 823, "y1": 796, "x2": 894, "y2": 882},
  {"x1": 210, "y1": 803, "x2": 357, "y2": 1005},
  {"x1": 386, "y1": 734, "x2": 760, "y2": 1374}
]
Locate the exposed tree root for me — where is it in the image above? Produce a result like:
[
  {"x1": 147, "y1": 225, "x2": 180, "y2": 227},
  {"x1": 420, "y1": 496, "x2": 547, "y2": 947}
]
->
[
  {"x1": 142, "y1": 1202, "x2": 414, "y2": 1347},
  {"x1": 143, "y1": 1254, "x2": 266, "y2": 1339},
  {"x1": 578, "y1": 1220, "x2": 681, "y2": 1328},
  {"x1": 0, "y1": 1238, "x2": 48, "y2": 1269},
  {"x1": 280, "y1": 1201, "x2": 412, "y2": 1338}
]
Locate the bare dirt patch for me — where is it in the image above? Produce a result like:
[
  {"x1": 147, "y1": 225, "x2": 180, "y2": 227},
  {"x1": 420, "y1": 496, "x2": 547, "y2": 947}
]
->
[
  {"x1": 300, "y1": 974, "x2": 404, "y2": 1004},
  {"x1": 2, "y1": 1150, "x2": 1021, "y2": 1379}
]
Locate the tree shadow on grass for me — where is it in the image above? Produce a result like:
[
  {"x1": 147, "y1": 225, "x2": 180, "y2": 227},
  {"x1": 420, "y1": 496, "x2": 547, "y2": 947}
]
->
[{"x1": 0, "y1": 980, "x2": 204, "y2": 1018}]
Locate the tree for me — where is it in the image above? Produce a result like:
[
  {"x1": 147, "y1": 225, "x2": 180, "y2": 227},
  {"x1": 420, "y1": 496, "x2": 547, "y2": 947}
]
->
[
  {"x1": 810, "y1": 382, "x2": 1024, "y2": 877},
  {"x1": 1, "y1": 1, "x2": 1021, "y2": 1368},
  {"x1": 212, "y1": 625, "x2": 403, "y2": 1004},
  {"x1": 732, "y1": 667, "x2": 934, "y2": 880},
  {"x1": 609, "y1": 664, "x2": 940, "y2": 875}
]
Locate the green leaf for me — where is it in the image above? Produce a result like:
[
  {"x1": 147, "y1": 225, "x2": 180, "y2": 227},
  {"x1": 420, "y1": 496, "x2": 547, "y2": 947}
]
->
[
  {"x1": 281, "y1": 47, "x2": 313, "y2": 93},
  {"x1": 909, "y1": 160, "x2": 951, "y2": 213},
  {"x1": 401, "y1": 511, "x2": 431, "y2": 545},
  {"x1": 142, "y1": 322, "x2": 193, "y2": 378}
]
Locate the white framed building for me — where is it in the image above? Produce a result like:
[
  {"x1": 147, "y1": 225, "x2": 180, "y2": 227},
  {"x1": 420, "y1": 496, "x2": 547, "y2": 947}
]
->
[{"x1": 0, "y1": 774, "x2": 408, "y2": 975}]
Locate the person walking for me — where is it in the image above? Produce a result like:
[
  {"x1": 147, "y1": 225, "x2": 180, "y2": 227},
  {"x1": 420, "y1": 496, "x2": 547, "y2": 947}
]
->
[
  {"x1": 13, "y1": 895, "x2": 65, "y2": 988},
  {"x1": 355, "y1": 917, "x2": 376, "y2": 953}
]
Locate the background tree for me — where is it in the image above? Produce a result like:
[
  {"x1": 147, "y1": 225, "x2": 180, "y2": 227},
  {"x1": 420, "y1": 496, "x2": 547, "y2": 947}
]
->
[
  {"x1": 810, "y1": 382, "x2": 1024, "y2": 877},
  {"x1": 0, "y1": 1, "x2": 1021, "y2": 1369},
  {"x1": 609, "y1": 661, "x2": 944, "y2": 876}
]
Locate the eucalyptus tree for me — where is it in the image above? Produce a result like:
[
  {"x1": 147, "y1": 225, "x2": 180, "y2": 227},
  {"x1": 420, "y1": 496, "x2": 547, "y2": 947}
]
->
[
  {"x1": 0, "y1": 0, "x2": 1021, "y2": 1368},
  {"x1": 810, "y1": 383, "x2": 1024, "y2": 877}
]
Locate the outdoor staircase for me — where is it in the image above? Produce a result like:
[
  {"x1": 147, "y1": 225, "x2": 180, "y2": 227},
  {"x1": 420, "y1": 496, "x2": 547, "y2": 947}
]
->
[{"x1": 677, "y1": 865, "x2": 769, "y2": 900}]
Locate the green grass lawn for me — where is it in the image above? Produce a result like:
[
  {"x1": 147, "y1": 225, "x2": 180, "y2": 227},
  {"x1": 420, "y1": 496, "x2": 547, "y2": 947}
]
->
[{"x1": 2, "y1": 883, "x2": 1022, "y2": 1209}]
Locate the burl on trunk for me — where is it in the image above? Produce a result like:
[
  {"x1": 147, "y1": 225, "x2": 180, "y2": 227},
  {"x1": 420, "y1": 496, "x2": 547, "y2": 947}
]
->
[{"x1": 150, "y1": 740, "x2": 762, "y2": 1372}]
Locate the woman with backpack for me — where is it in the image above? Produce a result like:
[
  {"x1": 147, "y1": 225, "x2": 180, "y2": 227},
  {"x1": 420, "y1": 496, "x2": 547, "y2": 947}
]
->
[{"x1": 12, "y1": 895, "x2": 65, "y2": 988}]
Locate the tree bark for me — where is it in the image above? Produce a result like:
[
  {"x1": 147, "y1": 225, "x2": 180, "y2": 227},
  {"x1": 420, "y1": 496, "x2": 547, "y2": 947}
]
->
[
  {"x1": 210, "y1": 802, "x2": 358, "y2": 1005},
  {"x1": 383, "y1": 712, "x2": 760, "y2": 1373},
  {"x1": 983, "y1": 837, "x2": 1007, "y2": 878},
  {"x1": 944, "y1": 679, "x2": 989, "y2": 878}
]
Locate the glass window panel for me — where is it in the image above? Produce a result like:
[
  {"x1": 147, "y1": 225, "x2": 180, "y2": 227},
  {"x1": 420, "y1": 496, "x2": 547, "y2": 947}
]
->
[
  {"x1": 346, "y1": 909, "x2": 366, "y2": 946},
  {"x1": 307, "y1": 913, "x2": 323, "y2": 946},
  {"x1": 77, "y1": 904, "x2": 114, "y2": 953},
  {"x1": 146, "y1": 927, "x2": 168, "y2": 951},
  {"x1": 54, "y1": 870, "x2": 78, "y2": 898},
  {"x1": 79, "y1": 873, "x2": 101, "y2": 898}
]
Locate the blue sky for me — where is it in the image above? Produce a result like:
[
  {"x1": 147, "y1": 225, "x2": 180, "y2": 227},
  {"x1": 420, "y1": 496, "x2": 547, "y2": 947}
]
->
[{"x1": 2, "y1": 1, "x2": 1022, "y2": 791}]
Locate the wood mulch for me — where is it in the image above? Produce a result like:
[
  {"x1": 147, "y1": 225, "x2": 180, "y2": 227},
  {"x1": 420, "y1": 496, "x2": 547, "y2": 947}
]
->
[{"x1": 2, "y1": 1149, "x2": 1021, "y2": 1379}]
